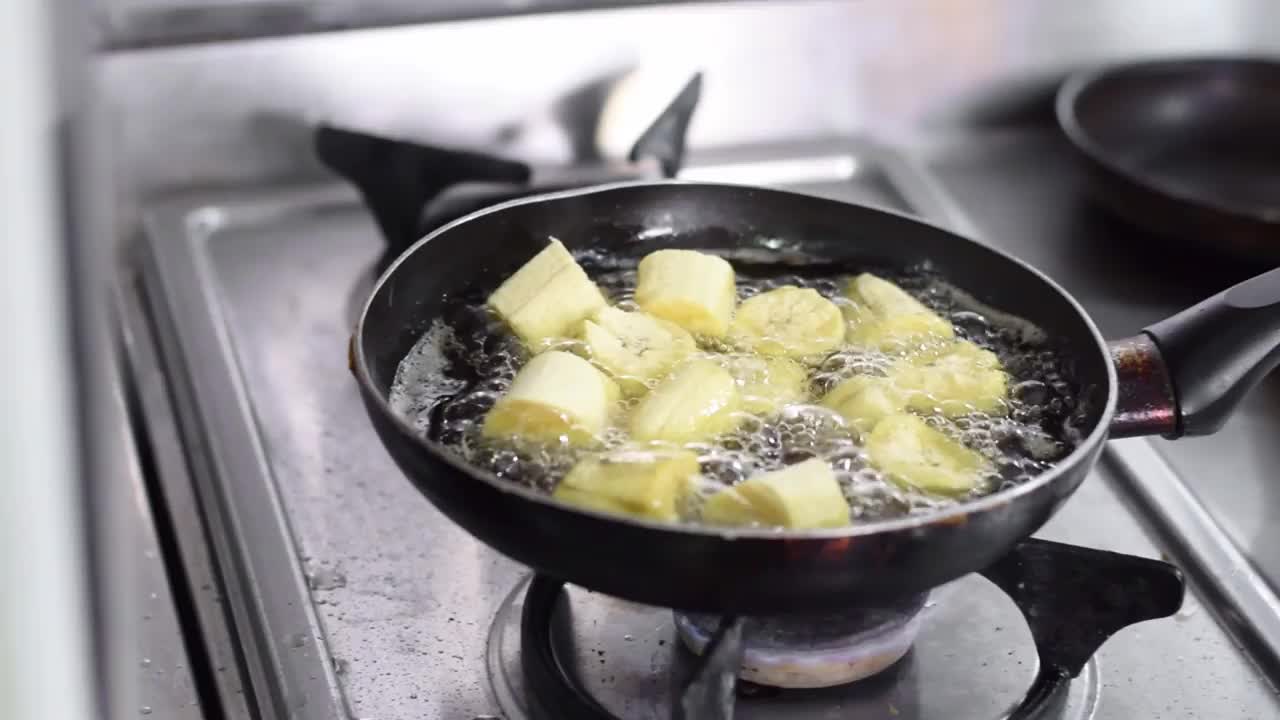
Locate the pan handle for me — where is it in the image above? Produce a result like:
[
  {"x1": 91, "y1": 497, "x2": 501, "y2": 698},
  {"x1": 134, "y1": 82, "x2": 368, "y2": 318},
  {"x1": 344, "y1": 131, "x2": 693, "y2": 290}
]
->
[{"x1": 1110, "y1": 266, "x2": 1280, "y2": 438}]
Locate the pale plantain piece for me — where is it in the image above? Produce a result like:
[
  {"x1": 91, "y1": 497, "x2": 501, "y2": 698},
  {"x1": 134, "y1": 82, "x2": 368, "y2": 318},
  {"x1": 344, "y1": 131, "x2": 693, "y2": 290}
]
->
[
  {"x1": 864, "y1": 414, "x2": 989, "y2": 495},
  {"x1": 717, "y1": 354, "x2": 809, "y2": 415},
  {"x1": 487, "y1": 238, "x2": 607, "y2": 347},
  {"x1": 889, "y1": 340, "x2": 1008, "y2": 416},
  {"x1": 729, "y1": 286, "x2": 845, "y2": 358},
  {"x1": 635, "y1": 249, "x2": 737, "y2": 337},
  {"x1": 699, "y1": 484, "x2": 761, "y2": 526},
  {"x1": 847, "y1": 313, "x2": 956, "y2": 356},
  {"x1": 580, "y1": 307, "x2": 696, "y2": 396},
  {"x1": 629, "y1": 358, "x2": 741, "y2": 443},
  {"x1": 843, "y1": 273, "x2": 954, "y2": 354},
  {"x1": 845, "y1": 273, "x2": 935, "y2": 317},
  {"x1": 482, "y1": 350, "x2": 620, "y2": 445},
  {"x1": 701, "y1": 458, "x2": 850, "y2": 529},
  {"x1": 820, "y1": 375, "x2": 907, "y2": 435},
  {"x1": 553, "y1": 449, "x2": 699, "y2": 521}
]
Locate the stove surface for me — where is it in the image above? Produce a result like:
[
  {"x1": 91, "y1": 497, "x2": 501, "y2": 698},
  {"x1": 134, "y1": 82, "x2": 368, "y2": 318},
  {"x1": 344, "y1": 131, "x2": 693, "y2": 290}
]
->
[{"x1": 131, "y1": 137, "x2": 1280, "y2": 719}]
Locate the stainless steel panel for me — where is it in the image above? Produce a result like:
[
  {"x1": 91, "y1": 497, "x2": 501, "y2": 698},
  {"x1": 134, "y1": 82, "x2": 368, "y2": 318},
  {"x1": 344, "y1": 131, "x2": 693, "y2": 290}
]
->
[
  {"x1": 101, "y1": 0, "x2": 1280, "y2": 240},
  {"x1": 135, "y1": 137, "x2": 1280, "y2": 718},
  {"x1": 123, "y1": 383, "x2": 207, "y2": 720},
  {"x1": 119, "y1": 275, "x2": 256, "y2": 719},
  {"x1": 98, "y1": 0, "x2": 706, "y2": 48}
]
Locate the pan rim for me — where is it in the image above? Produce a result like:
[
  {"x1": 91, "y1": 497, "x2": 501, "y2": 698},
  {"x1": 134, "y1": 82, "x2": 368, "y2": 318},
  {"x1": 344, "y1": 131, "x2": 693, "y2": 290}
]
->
[
  {"x1": 354, "y1": 180, "x2": 1118, "y2": 541},
  {"x1": 1056, "y1": 55, "x2": 1280, "y2": 226}
]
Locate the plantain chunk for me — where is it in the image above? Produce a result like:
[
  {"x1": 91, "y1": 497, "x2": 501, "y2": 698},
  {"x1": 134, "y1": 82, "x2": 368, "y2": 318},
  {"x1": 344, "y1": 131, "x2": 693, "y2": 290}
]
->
[
  {"x1": 820, "y1": 375, "x2": 907, "y2": 435},
  {"x1": 843, "y1": 273, "x2": 954, "y2": 355},
  {"x1": 629, "y1": 359, "x2": 742, "y2": 443},
  {"x1": 864, "y1": 414, "x2": 989, "y2": 495},
  {"x1": 553, "y1": 449, "x2": 699, "y2": 521},
  {"x1": 701, "y1": 458, "x2": 850, "y2": 529},
  {"x1": 487, "y1": 239, "x2": 607, "y2": 347},
  {"x1": 635, "y1": 249, "x2": 737, "y2": 337},
  {"x1": 482, "y1": 350, "x2": 619, "y2": 445},
  {"x1": 729, "y1": 286, "x2": 845, "y2": 359},
  {"x1": 890, "y1": 340, "x2": 1008, "y2": 416},
  {"x1": 717, "y1": 354, "x2": 810, "y2": 415},
  {"x1": 581, "y1": 306, "x2": 696, "y2": 396}
]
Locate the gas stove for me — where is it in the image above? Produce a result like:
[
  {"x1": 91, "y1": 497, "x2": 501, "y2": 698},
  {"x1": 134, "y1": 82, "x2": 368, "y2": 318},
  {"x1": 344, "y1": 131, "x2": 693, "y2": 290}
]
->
[
  {"x1": 494, "y1": 539, "x2": 1183, "y2": 720},
  {"x1": 121, "y1": 119, "x2": 1280, "y2": 718}
]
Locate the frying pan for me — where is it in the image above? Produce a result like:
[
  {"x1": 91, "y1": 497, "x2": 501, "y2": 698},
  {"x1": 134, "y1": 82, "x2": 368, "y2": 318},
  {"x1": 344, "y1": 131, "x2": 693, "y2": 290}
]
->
[
  {"x1": 352, "y1": 182, "x2": 1280, "y2": 615},
  {"x1": 1057, "y1": 57, "x2": 1280, "y2": 264}
]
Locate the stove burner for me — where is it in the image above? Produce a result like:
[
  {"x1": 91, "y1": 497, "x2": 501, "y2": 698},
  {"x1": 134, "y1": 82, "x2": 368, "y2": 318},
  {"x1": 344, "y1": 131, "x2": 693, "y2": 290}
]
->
[
  {"x1": 503, "y1": 539, "x2": 1184, "y2": 720},
  {"x1": 674, "y1": 594, "x2": 928, "y2": 688}
]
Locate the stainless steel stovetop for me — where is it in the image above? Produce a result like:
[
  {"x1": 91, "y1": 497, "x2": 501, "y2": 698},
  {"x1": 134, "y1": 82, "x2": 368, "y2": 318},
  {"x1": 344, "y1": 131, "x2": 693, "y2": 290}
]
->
[{"x1": 122, "y1": 133, "x2": 1280, "y2": 719}]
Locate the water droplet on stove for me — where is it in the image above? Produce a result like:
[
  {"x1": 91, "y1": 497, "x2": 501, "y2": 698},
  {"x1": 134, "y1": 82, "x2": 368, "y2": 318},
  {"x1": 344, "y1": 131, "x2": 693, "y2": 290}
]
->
[
  {"x1": 140, "y1": 658, "x2": 151, "y2": 667},
  {"x1": 140, "y1": 707, "x2": 152, "y2": 716},
  {"x1": 623, "y1": 634, "x2": 634, "y2": 641},
  {"x1": 308, "y1": 567, "x2": 347, "y2": 591}
]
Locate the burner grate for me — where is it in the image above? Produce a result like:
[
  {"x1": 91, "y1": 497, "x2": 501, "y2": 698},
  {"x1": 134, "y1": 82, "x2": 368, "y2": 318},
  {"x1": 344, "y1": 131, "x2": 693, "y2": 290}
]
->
[{"x1": 510, "y1": 539, "x2": 1183, "y2": 720}]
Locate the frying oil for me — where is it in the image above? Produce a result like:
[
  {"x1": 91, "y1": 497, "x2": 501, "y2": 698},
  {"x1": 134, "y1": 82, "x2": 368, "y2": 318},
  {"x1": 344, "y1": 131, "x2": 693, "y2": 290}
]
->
[{"x1": 389, "y1": 250, "x2": 1085, "y2": 523}]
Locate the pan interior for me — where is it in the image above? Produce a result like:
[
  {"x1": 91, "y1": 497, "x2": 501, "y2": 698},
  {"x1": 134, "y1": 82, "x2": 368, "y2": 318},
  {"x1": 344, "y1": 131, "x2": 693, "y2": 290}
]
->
[
  {"x1": 1067, "y1": 59, "x2": 1280, "y2": 217},
  {"x1": 357, "y1": 183, "x2": 1113, "y2": 529}
]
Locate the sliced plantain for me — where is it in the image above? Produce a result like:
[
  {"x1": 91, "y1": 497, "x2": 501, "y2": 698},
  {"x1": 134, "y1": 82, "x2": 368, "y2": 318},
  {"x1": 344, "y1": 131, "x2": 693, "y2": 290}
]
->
[
  {"x1": 717, "y1": 354, "x2": 809, "y2": 415},
  {"x1": 482, "y1": 350, "x2": 619, "y2": 445},
  {"x1": 845, "y1": 273, "x2": 935, "y2": 317},
  {"x1": 889, "y1": 340, "x2": 1008, "y2": 416},
  {"x1": 701, "y1": 458, "x2": 850, "y2": 529},
  {"x1": 487, "y1": 238, "x2": 607, "y2": 347},
  {"x1": 819, "y1": 375, "x2": 907, "y2": 435},
  {"x1": 635, "y1": 249, "x2": 737, "y2": 337},
  {"x1": 864, "y1": 414, "x2": 989, "y2": 495},
  {"x1": 847, "y1": 313, "x2": 955, "y2": 356},
  {"x1": 629, "y1": 358, "x2": 741, "y2": 443},
  {"x1": 700, "y1": 485, "x2": 762, "y2": 527},
  {"x1": 843, "y1": 273, "x2": 954, "y2": 355},
  {"x1": 553, "y1": 449, "x2": 700, "y2": 521},
  {"x1": 552, "y1": 488, "x2": 631, "y2": 517},
  {"x1": 729, "y1": 286, "x2": 845, "y2": 358},
  {"x1": 580, "y1": 306, "x2": 696, "y2": 396}
]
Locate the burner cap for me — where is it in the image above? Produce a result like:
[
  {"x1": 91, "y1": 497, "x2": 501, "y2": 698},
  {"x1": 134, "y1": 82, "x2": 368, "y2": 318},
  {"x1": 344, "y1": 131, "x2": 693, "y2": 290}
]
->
[{"x1": 674, "y1": 594, "x2": 928, "y2": 689}]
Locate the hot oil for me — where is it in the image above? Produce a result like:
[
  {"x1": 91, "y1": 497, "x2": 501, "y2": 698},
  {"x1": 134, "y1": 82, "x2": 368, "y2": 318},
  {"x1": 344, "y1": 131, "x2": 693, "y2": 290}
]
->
[{"x1": 389, "y1": 252, "x2": 1084, "y2": 524}]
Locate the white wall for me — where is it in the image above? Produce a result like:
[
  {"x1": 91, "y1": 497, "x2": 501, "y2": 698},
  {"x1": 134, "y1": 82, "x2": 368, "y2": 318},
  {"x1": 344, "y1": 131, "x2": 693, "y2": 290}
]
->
[{"x1": 0, "y1": 0, "x2": 98, "y2": 718}]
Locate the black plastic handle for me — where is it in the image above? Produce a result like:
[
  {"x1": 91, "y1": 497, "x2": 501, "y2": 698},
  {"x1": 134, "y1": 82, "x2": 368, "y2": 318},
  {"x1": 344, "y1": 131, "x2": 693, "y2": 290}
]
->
[{"x1": 1143, "y1": 266, "x2": 1280, "y2": 437}]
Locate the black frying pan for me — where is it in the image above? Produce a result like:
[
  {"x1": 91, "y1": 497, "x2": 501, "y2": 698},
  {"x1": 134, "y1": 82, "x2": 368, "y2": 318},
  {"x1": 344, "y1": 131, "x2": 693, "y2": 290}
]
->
[
  {"x1": 1058, "y1": 57, "x2": 1280, "y2": 264},
  {"x1": 352, "y1": 182, "x2": 1280, "y2": 615}
]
